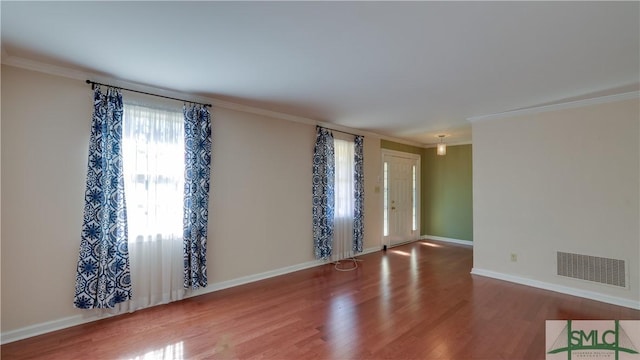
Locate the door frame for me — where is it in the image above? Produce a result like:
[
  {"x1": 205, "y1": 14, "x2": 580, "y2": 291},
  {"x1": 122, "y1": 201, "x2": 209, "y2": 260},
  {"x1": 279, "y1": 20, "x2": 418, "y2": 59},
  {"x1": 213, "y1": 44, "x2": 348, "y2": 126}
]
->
[{"x1": 381, "y1": 149, "x2": 421, "y2": 249}]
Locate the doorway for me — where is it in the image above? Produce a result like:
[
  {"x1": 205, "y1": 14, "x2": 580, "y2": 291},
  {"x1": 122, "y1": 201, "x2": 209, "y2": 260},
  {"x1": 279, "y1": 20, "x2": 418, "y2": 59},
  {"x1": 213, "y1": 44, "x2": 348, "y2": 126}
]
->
[{"x1": 382, "y1": 150, "x2": 420, "y2": 247}]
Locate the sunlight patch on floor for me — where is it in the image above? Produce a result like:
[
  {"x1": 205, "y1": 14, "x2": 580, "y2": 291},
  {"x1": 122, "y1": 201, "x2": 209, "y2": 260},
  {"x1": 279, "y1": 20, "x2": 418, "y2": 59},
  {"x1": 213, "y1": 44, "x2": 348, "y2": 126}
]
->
[
  {"x1": 391, "y1": 249, "x2": 411, "y2": 256},
  {"x1": 128, "y1": 341, "x2": 184, "y2": 360},
  {"x1": 419, "y1": 241, "x2": 442, "y2": 248}
]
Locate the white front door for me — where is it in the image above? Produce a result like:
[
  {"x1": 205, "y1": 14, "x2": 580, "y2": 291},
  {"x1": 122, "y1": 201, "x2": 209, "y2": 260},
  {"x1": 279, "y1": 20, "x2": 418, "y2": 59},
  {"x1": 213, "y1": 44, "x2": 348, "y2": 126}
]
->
[{"x1": 383, "y1": 151, "x2": 420, "y2": 247}]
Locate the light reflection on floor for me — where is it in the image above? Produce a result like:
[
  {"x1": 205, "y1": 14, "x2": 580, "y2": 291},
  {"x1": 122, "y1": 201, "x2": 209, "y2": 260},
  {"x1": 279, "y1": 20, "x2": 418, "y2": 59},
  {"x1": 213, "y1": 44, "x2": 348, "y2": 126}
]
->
[
  {"x1": 380, "y1": 255, "x2": 390, "y2": 316},
  {"x1": 127, "y1": 341, "x2": 184, "y2": 360},
  {"x1": 328, "y1": 294, "x2": 357, "y2": 359},
  {"x1": 419, "y1": 241, "x2": 442, "y2": 248},
  {"x1": 405, "y1": 247, "x2": 420, "y2": 312},
  {"x1": 380, "y1": 255, "x2": 390, "y2": 297},
  {"x1": 431, "y1": 340, "x2": 452, "y2": 359},
  {"x1": 410, "y1": 247, "x2": 418, "y2": 285},
  {"x1": 391, "y1": 249, "x2": 411, "y2": 256}
]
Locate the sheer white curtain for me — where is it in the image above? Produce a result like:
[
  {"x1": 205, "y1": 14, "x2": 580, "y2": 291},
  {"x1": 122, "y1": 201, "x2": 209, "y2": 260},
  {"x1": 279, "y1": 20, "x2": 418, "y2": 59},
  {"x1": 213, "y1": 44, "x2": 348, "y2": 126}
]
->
[
  {"x1": 121, "y1": 103, "x2": 185, "y2": 311},
  {"x1": 332, "y1": 136, "x2": 355, "y2": 262}
]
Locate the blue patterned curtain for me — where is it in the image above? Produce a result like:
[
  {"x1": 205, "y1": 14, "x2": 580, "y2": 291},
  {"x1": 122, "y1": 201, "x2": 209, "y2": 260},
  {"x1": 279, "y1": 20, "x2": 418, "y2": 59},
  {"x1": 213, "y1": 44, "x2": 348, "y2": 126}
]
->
[
  {"x1": 183, "y1": 104, "x2": 212, "y2": 289},
  {"x1": 312, "y1": 127, "x2": 335, "y2": 260},
  {"x1": 353, "y1": 136, "x2": 364, "y2": 253},
  {"x1": 74, "y1": 87, "x2": 132, "y2": 309}
]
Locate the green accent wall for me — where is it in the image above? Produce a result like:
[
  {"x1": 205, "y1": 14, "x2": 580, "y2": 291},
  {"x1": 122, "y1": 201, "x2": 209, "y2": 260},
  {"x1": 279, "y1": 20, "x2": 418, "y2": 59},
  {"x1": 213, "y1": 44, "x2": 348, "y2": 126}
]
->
[
  {"x1": 381, "y1": 140, "x2": 473, "y2": 241},
  {"x1": 423, "y1": 144, "x2": 473, "y2": 240}
]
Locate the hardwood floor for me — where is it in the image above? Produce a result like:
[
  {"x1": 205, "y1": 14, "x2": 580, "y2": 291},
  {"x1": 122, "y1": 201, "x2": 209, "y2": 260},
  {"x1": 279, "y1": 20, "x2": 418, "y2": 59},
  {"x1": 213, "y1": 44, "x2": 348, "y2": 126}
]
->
[{"x1": 2, "y1": 240, "x2": 639, "y2": 359}]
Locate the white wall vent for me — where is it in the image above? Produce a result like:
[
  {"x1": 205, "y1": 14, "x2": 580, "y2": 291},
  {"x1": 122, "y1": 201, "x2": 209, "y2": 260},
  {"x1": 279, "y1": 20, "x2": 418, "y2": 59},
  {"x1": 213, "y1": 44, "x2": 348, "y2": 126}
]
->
[{"x1": 556, "y1": 251, "x2": 627, "y2": 288}]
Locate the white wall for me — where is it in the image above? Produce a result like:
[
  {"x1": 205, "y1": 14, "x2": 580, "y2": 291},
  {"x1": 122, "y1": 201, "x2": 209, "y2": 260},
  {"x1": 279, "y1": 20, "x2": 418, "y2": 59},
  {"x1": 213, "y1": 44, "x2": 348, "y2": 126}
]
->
[
  {"x1": 0, "y1": 64, "x2": 383, "y2": 337},
  {"x1": 2, "y1": 66, "x2": 92, "y2": 332},
  {"x1": 472, "y1": 97, "x2": 639, "y2": 306}
]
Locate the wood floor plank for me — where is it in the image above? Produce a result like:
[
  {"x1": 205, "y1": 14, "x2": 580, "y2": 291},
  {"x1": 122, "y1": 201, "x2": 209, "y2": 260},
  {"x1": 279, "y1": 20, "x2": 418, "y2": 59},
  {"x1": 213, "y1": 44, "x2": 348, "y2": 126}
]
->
[{"x1": 2, "y1": 240, "x2": 639, "y2": 359}]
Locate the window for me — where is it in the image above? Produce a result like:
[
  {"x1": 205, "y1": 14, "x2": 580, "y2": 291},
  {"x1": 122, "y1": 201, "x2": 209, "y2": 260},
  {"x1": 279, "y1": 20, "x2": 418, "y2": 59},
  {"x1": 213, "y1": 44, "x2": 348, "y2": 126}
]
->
[
  {"x1": 332, "y1": 136, "x2": 356, "y2": 260},
  {"x1": 121, "y1": 102, "x2": 186, "y2": 310},
  {"x1": 334, "y1": 138, "x2": 355, "y2": 218},
  {"x1": 122, "y1": 103, "x2": 184, "y2": 242}
]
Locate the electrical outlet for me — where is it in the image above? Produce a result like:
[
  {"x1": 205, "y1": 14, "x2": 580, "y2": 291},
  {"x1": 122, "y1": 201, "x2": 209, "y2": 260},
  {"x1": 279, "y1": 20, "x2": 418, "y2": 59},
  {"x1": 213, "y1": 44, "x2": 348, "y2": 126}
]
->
[{"x1": 510, "y1": 253, "x2": 518, "y2": 262}]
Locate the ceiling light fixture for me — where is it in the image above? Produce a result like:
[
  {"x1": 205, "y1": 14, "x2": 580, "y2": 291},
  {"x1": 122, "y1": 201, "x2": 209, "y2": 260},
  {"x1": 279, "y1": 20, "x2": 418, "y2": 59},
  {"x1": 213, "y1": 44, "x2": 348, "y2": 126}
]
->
[{"x1": 437, "y1": 135, "x2": 447, "y2": 156}]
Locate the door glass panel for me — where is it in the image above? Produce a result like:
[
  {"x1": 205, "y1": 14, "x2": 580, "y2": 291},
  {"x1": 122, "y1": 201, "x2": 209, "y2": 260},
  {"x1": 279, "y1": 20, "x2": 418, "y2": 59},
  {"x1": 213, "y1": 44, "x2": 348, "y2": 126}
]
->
[
  {"x1": 412, "y1": 165, "x2": 416, "y2": 231},
  {"x1": 383, "y1": 161, "x2": 389, "y2": 237}
]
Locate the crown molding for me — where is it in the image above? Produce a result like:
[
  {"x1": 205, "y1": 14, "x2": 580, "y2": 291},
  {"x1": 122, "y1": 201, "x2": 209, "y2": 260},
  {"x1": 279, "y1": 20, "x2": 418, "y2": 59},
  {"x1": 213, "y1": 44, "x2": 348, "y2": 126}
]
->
[
  {"x1": 2, "y1": 52, "x2": 93, "y2": 84},
  {"x1": 377, "y1": 134, "x2": 428, "y2": 148},
  {"x1": 2, "y1": 53, "x2": 434, "y2": 145},
  {"x1": 1, "y1": 53, "x2": 217, "y2": 105},
  {"x1": 211, "y1": 100, "x2": 386, "y2": 140},
  {"x1": 467, "y1": 91, "x2": 640, "y2": 123}
]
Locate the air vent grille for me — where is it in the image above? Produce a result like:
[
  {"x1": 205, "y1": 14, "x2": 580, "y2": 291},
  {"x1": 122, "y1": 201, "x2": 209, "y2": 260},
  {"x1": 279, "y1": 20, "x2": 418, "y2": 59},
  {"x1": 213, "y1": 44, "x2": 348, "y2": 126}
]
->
[{"x1": 557, "y1": 251, "x2": 626, "y2": 288}]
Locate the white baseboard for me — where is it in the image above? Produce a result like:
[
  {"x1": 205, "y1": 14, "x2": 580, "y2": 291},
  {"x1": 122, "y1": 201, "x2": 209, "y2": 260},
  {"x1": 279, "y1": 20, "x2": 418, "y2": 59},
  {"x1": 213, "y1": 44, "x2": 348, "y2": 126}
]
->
[
  {"x1": 0, "y1": 311, "x2": 121, "y2": 345},
  {"x1": 421, "y1": 235, "x2": 473, "y2": 247},
  {"x1": 189, "y1": 259, "x2": 326, "y2": 297},
  {"x1": 356, "y1": 246, "x2": 381, "y2": 257},
  {"x1": 1, "y1": 246, "x2": 380, "y2": 345},
  {"x1": 189, "y1": 246, "x2": 379, "y2": 297},
  {"x1": 470, "y1": 268, "x2": 640, "y2": 310},
  {"x1": 387, "y1": 239, "x2": 418, "y2": 248}
]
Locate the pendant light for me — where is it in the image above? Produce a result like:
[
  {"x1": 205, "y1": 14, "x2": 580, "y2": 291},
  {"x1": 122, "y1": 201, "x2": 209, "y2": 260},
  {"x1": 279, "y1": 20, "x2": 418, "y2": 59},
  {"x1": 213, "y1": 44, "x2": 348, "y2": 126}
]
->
[{"x1": 436, "y1": 135, "x2": 447, "y2": 156}]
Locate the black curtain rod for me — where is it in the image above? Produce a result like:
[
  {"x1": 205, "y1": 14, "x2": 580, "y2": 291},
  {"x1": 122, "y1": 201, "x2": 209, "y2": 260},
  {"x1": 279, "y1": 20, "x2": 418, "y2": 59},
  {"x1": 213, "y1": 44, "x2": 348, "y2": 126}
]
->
[
  {"x1": 86, "y1": 80, "x2": 212, "y2": 108},
  {"x1": 316, "y1": 125, "x2": 362, "y2": 138}
]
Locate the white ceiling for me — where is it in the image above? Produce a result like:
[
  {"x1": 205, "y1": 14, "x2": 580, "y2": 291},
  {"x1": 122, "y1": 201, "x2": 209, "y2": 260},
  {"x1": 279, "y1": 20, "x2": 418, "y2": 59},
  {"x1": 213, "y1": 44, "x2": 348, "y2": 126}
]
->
[{"x1": 2, "y1": 1, "x2": 638, "y2": 145}]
